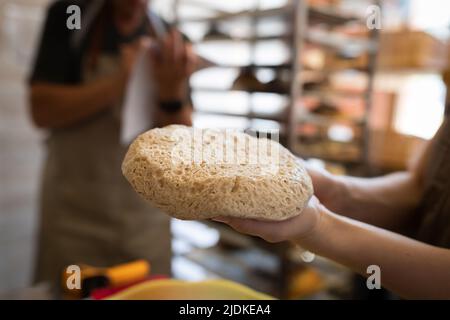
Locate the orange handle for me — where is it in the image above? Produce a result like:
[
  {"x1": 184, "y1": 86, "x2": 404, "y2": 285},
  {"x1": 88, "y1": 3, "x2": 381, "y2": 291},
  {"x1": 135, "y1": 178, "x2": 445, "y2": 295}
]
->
[{"x1": 105, "y1": 260, "x2": 151, "y2": 287}]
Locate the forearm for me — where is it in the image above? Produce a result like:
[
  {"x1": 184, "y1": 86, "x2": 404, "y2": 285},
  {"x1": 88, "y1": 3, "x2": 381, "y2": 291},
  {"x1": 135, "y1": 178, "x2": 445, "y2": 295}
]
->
[
  {"x1": 298, "y1": 208, "x2": 450, "y2": 299},
  {"x1": 30, "y1": 71, "x2": 127, "y2": 129},
  {"x1": 331, "y1": 171, "x2": 422, "y2": 230}
]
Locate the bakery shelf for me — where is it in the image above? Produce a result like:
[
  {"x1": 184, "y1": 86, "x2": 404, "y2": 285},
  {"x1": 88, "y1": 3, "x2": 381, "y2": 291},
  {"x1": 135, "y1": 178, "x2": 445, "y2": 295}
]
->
[
  {"x1": 194, "y1": 109, "x2": 289, "y2": 124},
  {"x1": 292, "y1": 148, "x2": 363, "y2": 165},
  {"x1": 196, "y1": 62, "x2": 293, "y2": 70},
  {"x1": 197, "y1": 33, "x2": 292, "y2": 43},
  {"x1": 192, "y1": 86, "x2": 290, "y2": 95},
  {"x1": 198, "y1": 30, "x2": 376, "y2": 55},
  {"x1": 305, "y1": 30, "x2": 377, "y2": 54},
  {"x1": 302, "y1": 87, "x2": 367, "y2": 99},
  {"x1": 179, "y1": 4, "x2": 360, "y2": 26},
  {"x1": 300, "y1": 67, "x2": 371, "y2": 76},
  {"x1": 308, "y1": 6, "x2": 362, "y2": 26},
  {"x1": 178, "y1": 5, "x2": 293, "y2": 24},
  {"x1": 297, "y1": 112, "x2": 366, "y2": 126},
  {"x1": 289, "y1": 1, "x2": 380, "y2": 174}
]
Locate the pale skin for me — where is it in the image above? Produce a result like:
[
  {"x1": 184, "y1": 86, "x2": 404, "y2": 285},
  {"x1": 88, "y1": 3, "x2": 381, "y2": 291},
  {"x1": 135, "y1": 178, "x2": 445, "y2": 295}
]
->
[
  {"x1": 215, "y1": 120, "x2": 450, "y2": 299},
  {"x1": 30, "y1": 0, "x2": 194, "y2": 129}
]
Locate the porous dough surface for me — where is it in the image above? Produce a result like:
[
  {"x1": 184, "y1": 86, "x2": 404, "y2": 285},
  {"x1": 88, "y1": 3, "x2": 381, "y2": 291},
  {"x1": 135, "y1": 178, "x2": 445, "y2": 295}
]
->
[{"x1": 122, "y1": 125, "x2": 313, "y2": 221}]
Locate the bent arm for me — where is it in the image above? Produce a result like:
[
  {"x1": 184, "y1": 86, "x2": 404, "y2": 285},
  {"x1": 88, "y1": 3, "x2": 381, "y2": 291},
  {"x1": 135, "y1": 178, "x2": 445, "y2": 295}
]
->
[
  {"x1": 29, "y1": 71, "x2": 127, "y2": 129},
  {"x1": 219, "y1": 203, "x2": 450, "y2": 299},
  {"x1": 299, "y1": 207, "x2": 450, "y2": 299},
  {"x1": 221, "y1": 121, "x2": 450, "y2": 299},
  {"x1": 332, "y1": 170, "x2": 422, "y2": 230},
  {"x1": 314, "y1": 133, "x2": 435, "y2": 231}
]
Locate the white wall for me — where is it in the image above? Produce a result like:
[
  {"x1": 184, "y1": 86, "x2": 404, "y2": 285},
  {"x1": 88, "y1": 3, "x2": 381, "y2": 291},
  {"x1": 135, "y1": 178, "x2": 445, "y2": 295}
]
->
[{"x1": 0, "y1": 0, "x2": 49, "y2": 293}]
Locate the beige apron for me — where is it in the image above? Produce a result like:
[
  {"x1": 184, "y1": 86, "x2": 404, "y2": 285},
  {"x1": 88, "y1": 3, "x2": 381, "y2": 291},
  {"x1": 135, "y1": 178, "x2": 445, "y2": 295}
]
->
[{"x1": 34, "y1": 53, "x2": 171, "y2": 289}]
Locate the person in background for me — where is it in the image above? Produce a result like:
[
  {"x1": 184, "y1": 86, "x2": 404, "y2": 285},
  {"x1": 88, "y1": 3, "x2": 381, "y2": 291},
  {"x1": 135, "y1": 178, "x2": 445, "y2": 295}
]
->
[
  {"x1": 215, "y1": 116, "x2": 450, "y2": 299},
  {"x1": 29, "y1": 0, "x2": 195, "y2": 292}
]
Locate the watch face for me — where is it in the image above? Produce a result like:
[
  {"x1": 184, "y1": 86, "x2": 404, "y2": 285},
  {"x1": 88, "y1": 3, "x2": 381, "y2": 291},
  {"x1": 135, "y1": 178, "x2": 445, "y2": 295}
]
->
[{"x1": 159, "y1": 101, "x2": 183, "y2": 113}]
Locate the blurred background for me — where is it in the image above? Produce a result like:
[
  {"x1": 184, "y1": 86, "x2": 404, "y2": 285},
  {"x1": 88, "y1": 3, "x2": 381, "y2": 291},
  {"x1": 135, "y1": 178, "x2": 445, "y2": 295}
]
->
[{"x1": 0, "y1": 0, "x2": 449, "y2": 299}]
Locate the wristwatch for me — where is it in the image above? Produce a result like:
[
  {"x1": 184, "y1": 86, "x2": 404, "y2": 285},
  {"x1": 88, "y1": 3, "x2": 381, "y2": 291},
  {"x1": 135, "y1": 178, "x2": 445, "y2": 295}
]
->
[{"x1": 158, "y1": 100, "x2": 184, "y2": 113}]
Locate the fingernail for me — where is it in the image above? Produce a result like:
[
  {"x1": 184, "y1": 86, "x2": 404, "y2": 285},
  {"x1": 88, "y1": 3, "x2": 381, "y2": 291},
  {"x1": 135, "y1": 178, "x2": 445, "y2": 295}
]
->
[{"x1": 212, "y1": 217, "x2": 228, "y2": 223}]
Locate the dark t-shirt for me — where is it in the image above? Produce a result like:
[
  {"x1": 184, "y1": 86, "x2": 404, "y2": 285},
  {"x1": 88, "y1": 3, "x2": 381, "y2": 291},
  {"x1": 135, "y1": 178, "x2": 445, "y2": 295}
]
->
[{"x1": 29, "y1": 0, "x2": 163, "y2": 85}]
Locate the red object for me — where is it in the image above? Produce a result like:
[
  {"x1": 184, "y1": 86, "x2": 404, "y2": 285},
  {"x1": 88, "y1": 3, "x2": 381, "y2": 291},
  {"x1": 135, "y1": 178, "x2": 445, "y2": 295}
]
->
[{"x1": 91, "y1": 275, "x2": 169, "y2": 300}]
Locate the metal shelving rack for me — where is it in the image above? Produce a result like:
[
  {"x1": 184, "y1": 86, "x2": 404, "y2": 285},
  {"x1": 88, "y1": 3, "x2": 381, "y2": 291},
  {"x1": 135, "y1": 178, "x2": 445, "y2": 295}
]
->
[
  {"x1": 172, "y1": 0, "x2": 380, "y2": 298},
  {"x1": 291, "y1": 1, "x2": 380, "y2": 175},
  {"x1": 174, "y1": 1, "x2": 379, "y2": 174},
  {"x1": 175, "y1": 0, "x2": 299, "y2": 146}
]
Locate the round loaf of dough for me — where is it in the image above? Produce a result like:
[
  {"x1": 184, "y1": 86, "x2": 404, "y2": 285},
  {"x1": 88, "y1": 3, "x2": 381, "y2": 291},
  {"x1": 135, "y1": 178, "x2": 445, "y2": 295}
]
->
[{"x1": 122, "y1": 125, "x2": 313, "y2": 221}]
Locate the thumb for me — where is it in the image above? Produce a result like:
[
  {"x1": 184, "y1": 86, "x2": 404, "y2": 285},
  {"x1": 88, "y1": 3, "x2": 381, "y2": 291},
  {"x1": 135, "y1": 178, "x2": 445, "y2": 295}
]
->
[{"x1": 138, "y1": 36, "x2": 153, "y2": 50}]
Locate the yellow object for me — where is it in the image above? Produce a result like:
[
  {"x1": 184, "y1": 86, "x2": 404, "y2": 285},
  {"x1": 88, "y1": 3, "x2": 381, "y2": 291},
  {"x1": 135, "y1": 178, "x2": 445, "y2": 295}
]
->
[
  {"x1": 108, "y1": 279, "x2": 274, "y2": 300},
  {"x1": 61, "y1": 259, "x2": 151, "y2": 298},
  {"x1": 105, "y1": 260, "x2": 150, "y2": 287}
]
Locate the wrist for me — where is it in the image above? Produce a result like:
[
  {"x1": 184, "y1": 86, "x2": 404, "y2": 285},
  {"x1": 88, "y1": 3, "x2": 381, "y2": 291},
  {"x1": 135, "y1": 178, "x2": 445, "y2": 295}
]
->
[
  {"x1": 293, "y1": 203, "x2": 330, "y2": 247},
  {"x1": 322, "y1": 173, "x2": 347, "y2": 213},
  {"x1": 158, "y1": 100, "x2": 184, "y2": 113}
]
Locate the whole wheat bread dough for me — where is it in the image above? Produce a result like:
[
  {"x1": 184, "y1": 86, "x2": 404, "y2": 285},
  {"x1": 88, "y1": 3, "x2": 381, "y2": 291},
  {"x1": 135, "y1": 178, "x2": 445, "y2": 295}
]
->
[{"x1": 122, "y1": 125, "x2": 313, "y2": 221}]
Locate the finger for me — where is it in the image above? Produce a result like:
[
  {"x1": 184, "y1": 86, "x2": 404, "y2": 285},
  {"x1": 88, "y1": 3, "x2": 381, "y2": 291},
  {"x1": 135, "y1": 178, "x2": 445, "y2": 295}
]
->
[
  {"x1": 155, "y1": 33, "x2": 170, "y2": 64},
  {"x1": 172, "y1": 30, "x2": 184, "y2": 62},
  {"x1": 185, "y1": 44, "x2": 197, "y2": 75},
  {"x1": 212, "y1": 217, "x2": 229, "y2": 223},
  {"x1": 305, "y1": 162, "x2": 330, "y2": 177},
  {"x1": 305, "y1": 164, "x2": 327, "y2": 186},
  {"x1": 148, "y1": 39, "x2": 162, "y2": 64},
  {"x1": 139, "y1": 36, "x2": 153, "y2": 50},
  {"x1": 164, "y1": 31, "x2": 175, "y2": 63},
  {"x1": 307, "y1": 195, "x2": 320, "y2": 207},
  {"x1": 221, "y1": 217, "x2": 294, "y2": 243}
]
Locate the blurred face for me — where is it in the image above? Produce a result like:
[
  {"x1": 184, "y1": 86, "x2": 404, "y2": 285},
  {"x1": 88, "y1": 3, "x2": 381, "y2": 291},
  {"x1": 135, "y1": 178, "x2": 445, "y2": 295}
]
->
[{"x1": 113, "y1": 0, "x2": 149, "y2": 18}]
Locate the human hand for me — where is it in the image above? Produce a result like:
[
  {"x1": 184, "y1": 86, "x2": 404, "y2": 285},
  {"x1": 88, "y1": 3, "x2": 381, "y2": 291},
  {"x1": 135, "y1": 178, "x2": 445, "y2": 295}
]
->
[
  {"x1": 120, "y1": 37, "x2": 151, "y2": 79},
  {"x1": 213, "y1": 196, "x2": 326, "y2": 244},
  {"x1": 149, "y1": 30, "x2": 198, "y2": 101},
  {"x1": 305, "y1": 164, "x2": 344, "y2": 214}
]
